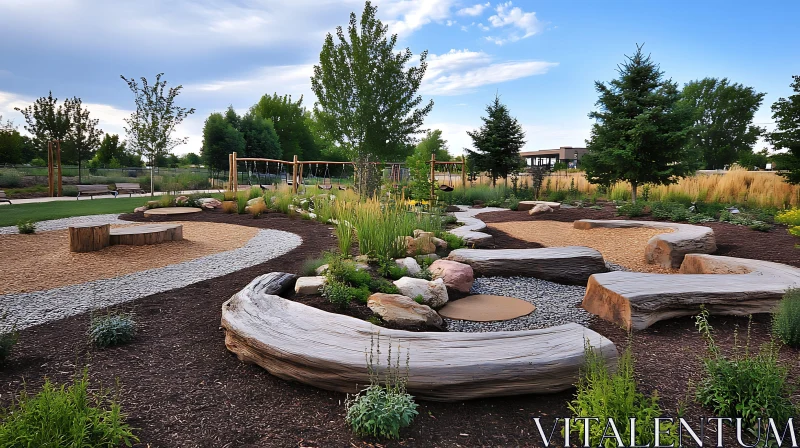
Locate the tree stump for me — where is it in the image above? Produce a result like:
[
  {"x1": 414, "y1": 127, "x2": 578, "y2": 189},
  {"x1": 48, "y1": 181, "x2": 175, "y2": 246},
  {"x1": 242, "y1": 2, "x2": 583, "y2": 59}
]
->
[{"x1": 69, "y1": 224, "x2": 110, "y2": 253}]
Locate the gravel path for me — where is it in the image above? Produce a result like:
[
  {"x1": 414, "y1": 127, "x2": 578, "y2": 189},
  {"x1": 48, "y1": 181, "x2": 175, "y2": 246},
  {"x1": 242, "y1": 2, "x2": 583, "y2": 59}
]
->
[
  {"x1": 0, "y1": 214, "x2": 134, "y2": 234},
  {"x1": 1, "y1": 216, "x2": 302, "y2": 331}
]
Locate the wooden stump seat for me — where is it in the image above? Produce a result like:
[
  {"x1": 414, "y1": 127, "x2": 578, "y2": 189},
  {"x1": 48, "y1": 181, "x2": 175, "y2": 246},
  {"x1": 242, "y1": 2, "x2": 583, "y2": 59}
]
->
[
  {"x1": 109, "y1": 224, "x2": 183, "y2": 246},
  {"x1": 69, "y1": 223, "x2": 110, "y2": 252},
  {"x1": 446, "y1": 247, "x2": 607, "y2": 285},
  {"x1": 143, "y1": 207, "x2": 202, "y2": 217},
  {"x1": 221, "y1": 273, "x2": 619, "y2": 401},
  {"x1": 582, "y1": 254, "x2": 800, "y2": 330},
  {"x1": 574, "y1": 219, "x2": 717, "y2": 269}
]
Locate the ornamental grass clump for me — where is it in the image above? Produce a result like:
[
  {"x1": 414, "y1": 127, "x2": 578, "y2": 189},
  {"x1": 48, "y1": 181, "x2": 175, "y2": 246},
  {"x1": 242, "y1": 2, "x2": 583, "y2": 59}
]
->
[
  {"x1": 773, "y1": 288, "x2": 800, "y2": 348},
  {"x1": 695, "y1": 308, "x2": 796, "y2": 429},
  {"x1": 0, "y1": 369, "x2": 138, "y2": 446},
  {"x1": 345, "y1": 336, "x2": 418, "y2": 440},
  {"x1": 89, "y1": 312, "x2": 136, "y2": 348}
]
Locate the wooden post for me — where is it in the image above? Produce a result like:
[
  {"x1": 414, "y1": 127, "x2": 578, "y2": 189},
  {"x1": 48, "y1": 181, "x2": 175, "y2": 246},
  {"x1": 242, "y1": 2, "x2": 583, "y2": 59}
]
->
[
  {"x1": 232, "y1": 152, "x2": 238, "y2": 192},
  {"x1": 228, "y1": 153, "x2": 232, "y2": 191},
  {"x1": 47, "y1": 141, "x2": 54, "y2": 197},
  {"x1": 292, "y1": 155, "x2": 299, "y2": 194},
  {"x1": 461, "y1": 155, "x2": 467, "y2": 188},
  {"x1": 56, "y1": 140, "x2": 62, "y2": 197},
  {"x1": 429, "y1": 153, "x2": 436, "y2": 202}
]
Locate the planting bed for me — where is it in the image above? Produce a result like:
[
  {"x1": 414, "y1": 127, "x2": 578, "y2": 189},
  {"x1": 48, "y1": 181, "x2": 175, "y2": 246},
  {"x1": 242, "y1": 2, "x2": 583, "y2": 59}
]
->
[{"x1": 0, "y1": 206, "x2": 798, "y2": 447}]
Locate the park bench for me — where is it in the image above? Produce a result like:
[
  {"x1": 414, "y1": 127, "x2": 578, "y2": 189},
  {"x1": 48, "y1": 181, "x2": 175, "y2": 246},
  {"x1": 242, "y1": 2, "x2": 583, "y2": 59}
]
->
[
  {"x1": 115, "y1": 182, "x2": 145, "y2": 197},
  {"x1": 76, "y1": 184, "x2": 118, "y2": 199},
  {"x1": 0, "y1": 190, "x2": 10, "y2": 204}
]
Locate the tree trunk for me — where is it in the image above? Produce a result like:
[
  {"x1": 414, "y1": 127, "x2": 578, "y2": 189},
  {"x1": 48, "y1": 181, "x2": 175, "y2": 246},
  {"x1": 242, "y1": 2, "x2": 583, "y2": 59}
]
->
[
  {"x1": 150, "y1": 156, "x2": 155, "y2": 197},
  {"x1": 78, "y1": 155, "x2": 82, "y2": 183},
  {"x1": 631, "y1": 181, "x2": 638, "y2": 204}
]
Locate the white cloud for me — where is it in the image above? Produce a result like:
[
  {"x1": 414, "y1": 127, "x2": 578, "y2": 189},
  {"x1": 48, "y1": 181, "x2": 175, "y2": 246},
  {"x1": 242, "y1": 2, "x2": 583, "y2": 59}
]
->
[
  {"x1": 457, "y1": 2, "x2": 490, "y2": 17},
  {"x1": 460, "y1": 25, "x2": 469, "y2": 31},
  {"x1": 446, "y1": 19, "x2": 456, "y2": 26},
  {"x1": 422, "y1": 50, "x2": 557, "y2": 95},
  {"x1": 381, "y1": 0, "x2": 456, "y2": 36},
  {"x1": 485, "y1": 1, "x2": 544, "y2": 44},
  {"x1": 478, "y1": 23, "x2": 490, "y2": 31}
]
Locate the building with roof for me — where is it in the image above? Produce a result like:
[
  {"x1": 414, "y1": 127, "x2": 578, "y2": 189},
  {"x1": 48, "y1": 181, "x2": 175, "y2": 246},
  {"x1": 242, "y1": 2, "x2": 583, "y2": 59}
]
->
[{"x1": 520, "y1": 146, "x2": 588, "y2": 169}]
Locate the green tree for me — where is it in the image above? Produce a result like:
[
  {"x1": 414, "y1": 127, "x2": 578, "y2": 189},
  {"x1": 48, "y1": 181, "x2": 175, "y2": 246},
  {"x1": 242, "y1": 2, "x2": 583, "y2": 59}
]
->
[
  {"x1": 769, "y1": 75, "x2": 800, "y2": 184},
  {"x1": 181, "y1": 152, "x2": 202, "y2": 166},
  {"x1": 64, "y1": 97, "x2": 103, "y2": 182},
  {"x1": 201, "y1": 112, "x2": 244, "y2": 177},
  {"x1": 252, "y1": 94, "x2": 316, "y2": 161},
  {"x1": 737, "y1": 148, "x2": 771, "y2": 170},
  {"x1": 306, "y1": 110, "x2": 348, "y2": 162},
  {"x1": 0, "y1": 116, "x2": 25, "y2": 165},
  {"x1": 582, "y1": 45, "x2": 696, "y2": 203},
  {"x1": 466, "y1": 94, "x2": 526, "y2": 187},
  {"x1": 681, "y1": 78, "x2": 765, "y2": 169},
  {"x1": 406, "y1": 129, "x2": 451, "y2": 199},
  {"x1": 120, "y1": 73, "x2": 195, "y2": 196},
  {"x1": 96, "y1": 134, "x2": 127, "y2": 165},
  {"x1": 311, "y1": 1, "x2": 433, "y2": 193},
  {"x1": 240, "y1": 111, "x2": 281, "y2": 159},
  {"x1": 15, "y1": 92, "x2": 71, "y2": 155}
]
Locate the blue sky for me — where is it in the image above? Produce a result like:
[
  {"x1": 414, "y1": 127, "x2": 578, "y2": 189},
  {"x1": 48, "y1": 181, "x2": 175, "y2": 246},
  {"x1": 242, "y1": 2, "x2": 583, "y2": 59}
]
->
[{"x1": 1, "y1": 0, "x2": 798, "y2": 156}]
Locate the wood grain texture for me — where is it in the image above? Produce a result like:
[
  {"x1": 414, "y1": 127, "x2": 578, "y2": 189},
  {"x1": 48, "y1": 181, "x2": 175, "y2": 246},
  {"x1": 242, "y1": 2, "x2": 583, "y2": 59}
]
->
[
  {"x1": 109, "y1": 224, "x2": 183, "y2": 246},
  {"x1": 446, "y1": 247, "x2": 607, "y2": 285},
  {"x1": 68, "y1": 224, "x2": 110, "y2": 252},
  {"x1": 574, "y1": 219, "x2": 716, "y2": 269},
  {"x1": 221, "y1": 273, "x2": 619, "y2": 401},
  {"x1": 582, "y1": 254, "x2": 800, "y2": 330},
  {"x1": 143, "y1": 207, "x2": 203, "y2": 217}
]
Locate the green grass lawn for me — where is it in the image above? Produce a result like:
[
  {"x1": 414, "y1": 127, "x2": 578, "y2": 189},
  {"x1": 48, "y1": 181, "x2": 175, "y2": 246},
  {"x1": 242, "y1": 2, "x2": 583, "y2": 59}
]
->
[{"x1": 0, "y1": 197, "x2": 150, "y2": 227}]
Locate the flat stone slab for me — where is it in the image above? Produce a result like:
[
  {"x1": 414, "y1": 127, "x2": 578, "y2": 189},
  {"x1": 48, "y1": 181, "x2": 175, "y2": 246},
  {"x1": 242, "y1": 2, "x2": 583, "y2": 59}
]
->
[
  {"x1": 143, "y1": 207, "x2": 202, "y2": 217},
  {"x1": 582, "y1": 254, "x2": 800, "y2": 330},
  {"x1": 109, "y1": 224, "x2": 183, "y2": 246},
  {"x1": 294, "y1": 276, "x2": 326, "y2": 294},
  {"x1": 447, "y1": 207, "x2": 506, "y2": 248},
  {"x1": 447, "y1": 247, "x2": 607, "y2": 285},
  {"x1": 518, "y1": 201, "x2": 561, "y2": 212},
  {"x1": 221, "y1": 273, "x2": 619, "y2": 401},
  {"x1": 574, "y1": 219, "x2": 716, "y2": 269},
  {"x1": 438, "y1": 295, "x2": 535, "y2": 322}
]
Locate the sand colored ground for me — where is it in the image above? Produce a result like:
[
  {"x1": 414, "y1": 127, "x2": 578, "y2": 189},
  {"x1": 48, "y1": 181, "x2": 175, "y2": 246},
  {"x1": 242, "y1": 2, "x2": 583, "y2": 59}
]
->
[
  {"x1": 1, "y1": 222, "x2": 259, "y2": 294},
  {"x1": 489, "y1": 221, "x2": 676, "y2": 273}
]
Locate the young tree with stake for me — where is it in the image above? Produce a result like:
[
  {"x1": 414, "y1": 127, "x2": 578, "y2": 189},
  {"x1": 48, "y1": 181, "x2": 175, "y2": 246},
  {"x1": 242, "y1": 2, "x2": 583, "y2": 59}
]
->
[{"x1": 120, "y1": 73, "x2": 195, "y2": 196}]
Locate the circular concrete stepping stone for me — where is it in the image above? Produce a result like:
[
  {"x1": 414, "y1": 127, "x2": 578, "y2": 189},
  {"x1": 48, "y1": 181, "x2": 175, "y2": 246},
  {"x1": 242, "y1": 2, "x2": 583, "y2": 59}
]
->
[
  {"x1": 143, "y1": 207, "x2": 202, "y2": 217},
  {"x1": 438, "y1": 294, "x2": 535, "y2": 322}
]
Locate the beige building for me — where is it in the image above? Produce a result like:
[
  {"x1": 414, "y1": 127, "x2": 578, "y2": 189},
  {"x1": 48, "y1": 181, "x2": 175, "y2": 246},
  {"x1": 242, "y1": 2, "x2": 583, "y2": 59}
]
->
[{"x1": 520, "y1": 146, "x2": 588, "y2": 168}]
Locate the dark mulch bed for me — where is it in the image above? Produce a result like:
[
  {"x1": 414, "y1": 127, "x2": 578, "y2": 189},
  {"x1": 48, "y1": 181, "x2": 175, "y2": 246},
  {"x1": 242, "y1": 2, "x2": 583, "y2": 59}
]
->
[{"x1": 0, "y1": 207, "x2": 798, "y2": 447}]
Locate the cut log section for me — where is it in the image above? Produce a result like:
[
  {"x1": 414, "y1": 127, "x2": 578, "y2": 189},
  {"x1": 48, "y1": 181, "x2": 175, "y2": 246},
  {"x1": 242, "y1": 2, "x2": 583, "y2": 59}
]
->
[
  {"x1": 446, "y1": 247, "x2": 607, "y2": 285},
  {"x1": 574, "y1": 219, "x2": 716, "y2": 269},
  {"x1": 143, "y1": 207, "x2": 202, "y2": 217},
  {"x1": 68, "y1": 223, "x2": 110, "y2": 253},
  {"x1": 109, "y1": 224, "x2": 184, "y2": 246},
  {"x1": 581, "y1": 254, "x2": 800, "y2": 330},
  {"x1": 221, "y1": 273, "x2": 619, "y2": 401}
]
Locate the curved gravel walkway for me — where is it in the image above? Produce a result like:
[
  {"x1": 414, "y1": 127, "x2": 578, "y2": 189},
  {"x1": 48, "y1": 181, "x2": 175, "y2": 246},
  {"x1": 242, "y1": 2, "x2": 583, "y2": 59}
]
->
[
  {"x1": 0, "y1": 214, "x2": 134, "y2": 234},
  {"x1": 1, "y1": 215, "x2": 303, "y2": 331}
]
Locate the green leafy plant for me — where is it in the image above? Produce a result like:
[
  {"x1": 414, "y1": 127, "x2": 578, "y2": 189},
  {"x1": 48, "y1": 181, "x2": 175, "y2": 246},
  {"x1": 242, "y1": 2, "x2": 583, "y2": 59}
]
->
[
  {"x1": 368, "y1": 277, "x2": 400, "y2": 295},
  {"x1": 321, "y1": 280, "x2": 370, "y2": 308},
  {"x1": 567, "y1": 341, "x2": 675, "y2": 447},
  {"x1": 0, "y1": 369, "x2": 138, "y2": 446},
  {"x1": 326, "y1": 256, "x2": 372, "y2": 288},
  {"x1": 413, "y1": 268, "x2": 432, "y2": 281},
  {"x1": 438, "y1": 232, "x2": 465, "y2": 250},
  {"x1": 616, "y1": 201, "x2": 645, "y2": 217},
  {"x1": 508, "y1": 194, "x2": 520, "y2": 211},
  {"x1": 773, "y1": 289, "x2": 800, "y2": 348},
  {"x1": 412, "y1": 295, "x2": 424, "y2": 304},
  {"x1": 236, "y1": 192, "x2": 249, "y2": 214},
  {"x1": 301, "y1": 257, "x2": 328, "y2": 276},
  {"x1": 345, "y1": 336, "x2": 418, "y2": 440},
  {"x1": 16, "y1": 220, "x2": 36, "y2": 234},
  {"x1": 0, "y1": 310, "x2": 18, "y2": 364},
  {"x1": 89, "y1": 312, "x2": 136, "y2": 348},
  {"x1": 695, "y1": 308, "x2": 797, "y2": 428},
  {"x1": 366, "y1": 316, "x2": 383, "y2": 326}
]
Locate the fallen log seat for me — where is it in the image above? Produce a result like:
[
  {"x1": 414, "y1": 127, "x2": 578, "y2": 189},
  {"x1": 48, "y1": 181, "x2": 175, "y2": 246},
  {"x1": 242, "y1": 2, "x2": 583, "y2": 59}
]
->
[
  {"x1": 221, "y1": 273, "x2": 619, "y2": 401},
  {"x1": 109, "y1": 224, "x2": 183, "y2": 246},
  {"x1": 581, "y1": 254, "x2": 800, "y2": 330},
  {"x1": 517, "y1": 201, "x2": 561, "y2": 212},
  {"x1": 574, "y1": 219, "x2": 716, "y2": 269},
  {"x1": 446, "y1": 247, "x2": 607, "y2": 285},
  {"x1": 143, "y1": 207, "x2": 202, "y2": 217}
]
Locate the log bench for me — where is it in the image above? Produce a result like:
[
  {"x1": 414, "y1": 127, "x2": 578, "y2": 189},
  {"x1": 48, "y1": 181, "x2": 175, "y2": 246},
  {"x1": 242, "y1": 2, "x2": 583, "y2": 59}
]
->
[
  {"x1": 76, "y1": 184, "x2": 118, "y2": 199},
  {"x1": 69, "y1": 223, "x2": 110, "y2": 252},
  {"x1": 581, "y1": 254, "x2": 800, "y2": 330},
  {"x1": 447, "y1": 247, "x2": 607, "y2": 285},
  {"x1": 573, "y1": 219, "x2": 717, "y2": 269},
  {"x1": 221, "y1": 273, "x2": 619, "y2": 401},
  {"x1": 0, "y1": 190, "x2": 10, "y2": 204},
  {"x1": 109, "y1": 224, "x2": 183, "y2": 246},
  {"x1": 115, "y1": 182, "x2": 145, "y2": 197}
]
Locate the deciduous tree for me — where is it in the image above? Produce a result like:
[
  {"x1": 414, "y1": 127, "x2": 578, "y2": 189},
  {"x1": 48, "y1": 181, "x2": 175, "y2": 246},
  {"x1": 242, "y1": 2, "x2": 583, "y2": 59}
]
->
[
  {"x1": 0, "y1": 116, "x2": 24, "y2": 165},
  {"x1": 239, "y1": 111, "x2": 281, "y2": 160},
  {"x1": 769, "y1": 75, "x2": 800, "y2": 184},
  {"x1": 15, "y1": 92, "x2": 71, "y2": 154},
  {"x1": 120, "y1": 73, "x2": 195, "y2": 195},
  {"x1": 201, "y1": 112, "x2": 244, "y2": 178},
  {"x1": 582, "y1": 45, "x2": 696, "y2": 203},
  {"x1": 252, "y1": 94, "x2": 316, "y2": 161},
  {"x1": 466, "y1": 95, "x2": 526, "y2": 187},
  {"x1": 64, "y1": 97, "x2": 103, "y2": 182}
]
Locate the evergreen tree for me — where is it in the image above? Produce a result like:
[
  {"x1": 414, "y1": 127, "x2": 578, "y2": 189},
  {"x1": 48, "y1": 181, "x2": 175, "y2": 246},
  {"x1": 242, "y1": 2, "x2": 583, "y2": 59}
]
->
[
  {"x1": 769, "y1": 75, "x2": 800, "y2": 184},
  {"x1": 466, "y1": 94, "x2": 526, "y2": 186},
  {"x1": 201, "y1": 112, "x2": 244, "y2": 177},
  {"x1": 681, "y1": 78, "x2": 765, "y2": 169},
  {"x1": 582, "y1": 45, "x2": 696, "y2": 203}
]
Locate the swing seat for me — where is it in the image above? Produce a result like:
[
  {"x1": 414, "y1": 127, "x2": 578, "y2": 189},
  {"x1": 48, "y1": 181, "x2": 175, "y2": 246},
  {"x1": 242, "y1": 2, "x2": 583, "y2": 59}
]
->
[
  {"x1": 439, "y1": 185, "x2": 454, "y2": 192},
  {"x1": 319, "y1": 184, "x2": 333, "y2": 191},
  {"x1": 338, "y1": 186, "x2": 348, "y2": 191},
  {"x1": 260, "y1": 184, "x2": 275, "y2": 191}
]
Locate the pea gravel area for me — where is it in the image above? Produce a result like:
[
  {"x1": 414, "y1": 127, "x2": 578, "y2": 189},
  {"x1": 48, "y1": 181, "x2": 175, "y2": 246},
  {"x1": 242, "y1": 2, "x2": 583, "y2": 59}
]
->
[{"x1": 0, "y1": 221, "x2": 259, "y2": 295}]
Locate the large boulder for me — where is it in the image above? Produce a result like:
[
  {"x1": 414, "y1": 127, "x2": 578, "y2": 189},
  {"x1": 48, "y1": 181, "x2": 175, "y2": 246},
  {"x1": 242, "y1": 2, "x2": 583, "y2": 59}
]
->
[
  {"x1": 367, "y1": 293, "x2": 443, "y2": 329},
  {"x1": 175, "y1": 195, "x2": 189, "y2": 205},
  {"x1": 529, "y1": 203, "x2": 554, "y2": 216},
  {"x1": 294, "y1": 276, "x2": 326, "y2": 295},
  {"x1": 518, "y1": 201, "x2": 561, "y2": 212},
  {"x1": 395, "y1": 257, "x2": 422, "y2": 276},
  {"x1": 247, "y1": 197, "x2": 265, "y2": 206},
  {"x1": 393, "y1": 277, "x2": 449, "y2": 308},
  {"x1": 134, "y1": 205, "x2": 148, "y2": 213},
  {"x1": 198, "y1": 198, "x2": 222, "y2": 209},
  {"x1": 403, "y1": 235, "x2": 437, "y2": 256},
  {"x1": 413, "y1": 229, "x2": 435, "y2": 238},
  {"x1": 428, "y1": 259, "x2": 474, "y2": 294}
]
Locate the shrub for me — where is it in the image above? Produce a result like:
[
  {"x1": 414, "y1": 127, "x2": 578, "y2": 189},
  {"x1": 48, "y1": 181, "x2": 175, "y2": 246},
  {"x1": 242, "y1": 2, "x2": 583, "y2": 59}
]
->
[
  {"x1": 376, "y1": 257, "x2": 409, "y2": 280},
  {"x1": 301, "y1": 257, "x2": 328, "y2": 276},
  {"x1": 326, "y1": 256, "x2": 372, "y2": 288},
  {"x1": 616, "y1": 201, "x2": 645, "y2": 217},
  {"x1": 567, "y1": 342, "x2": 675, "y2": 447},
  {"x1": 776, "y1": 208, "x2": 800, "y2": 227},
  {"x1": 16, "y1": 220, "x2": 35, "y2": 234},
  {"x1": 248, "y1": 201, "x2": 267, "y2": 218},
  {"x1": 0, "y1": 370, "x2": 138, "y2": 446},
  {"x1": 89, "y1": 312, "x2": 136, "y2": 348},
  {"x1": 438, "y1": 232, "x2": 465, "y2": 250},
  {"x1": 321, "y1": 280, "x2": 370, "y2": 308},
  {"x1": 773, "y1": 289, "x2": 800, "y2": 348},
  {"x1": 508, "y1": 195, "x2": 520, "y2": 211},
  {"x1": 30, "y1": 157, "x2": 46, "y2": 167},
  {"x1": 368, "y1": 277, "x2": 400, "y2": 294},
  {"x1": 0, "y1": 169, "x2": 22, "y2": 188},
  {"x1": 0, "y1": 311, "x2": 18, "y2": 364},
  {"x1": 236, "y1": 192, "x2": 249, "y2": 214},
  {"x1": 412, "y1": 295, "x2": 424, "y2": 304},
  {"x1": 413, "y1": 268, "x2": 432, "y2": 281},
  {"x1": 687, "y1": 213, "x2": 715, "y2": 224},
  {"x1": 695, "y1": 309, "x2": 797, "y2": 428},
  {"x1": 345, "y1": 337, "x2": 418, "y2": 439}
]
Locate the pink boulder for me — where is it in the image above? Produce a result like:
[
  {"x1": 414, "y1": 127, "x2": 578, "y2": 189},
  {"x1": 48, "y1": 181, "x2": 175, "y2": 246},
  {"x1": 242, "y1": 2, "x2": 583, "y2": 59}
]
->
[{"x1": 428, "y1": 259, "x2": 474, "y2": 293}]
